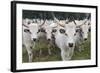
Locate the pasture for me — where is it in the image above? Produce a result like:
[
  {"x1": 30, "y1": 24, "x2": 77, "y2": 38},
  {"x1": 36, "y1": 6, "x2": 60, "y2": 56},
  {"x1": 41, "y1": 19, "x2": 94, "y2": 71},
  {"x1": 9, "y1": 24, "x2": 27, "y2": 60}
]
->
[{"x1": 22, "y1": 32, "x2": 91, "y2": 63}]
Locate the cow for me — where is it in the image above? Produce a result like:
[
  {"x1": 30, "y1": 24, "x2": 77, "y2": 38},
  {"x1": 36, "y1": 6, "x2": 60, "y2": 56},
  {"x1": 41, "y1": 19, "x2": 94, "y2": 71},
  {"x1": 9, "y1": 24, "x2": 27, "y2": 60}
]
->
[
  {"x1": 50, "y1": 14, "x2": 78, "y2": 60},
  {"x1": 36, "y1": 19, "x2": 58, "y2": 55},
  {"x1": 22, "y1": 18, "x2": 45, "y2": 62},
  {"x1": 75, "y1": 19, "x2": 91, "y2": 52},
  {"x1": 75, "y1": 18, "x2": 91, "y2": 40}
]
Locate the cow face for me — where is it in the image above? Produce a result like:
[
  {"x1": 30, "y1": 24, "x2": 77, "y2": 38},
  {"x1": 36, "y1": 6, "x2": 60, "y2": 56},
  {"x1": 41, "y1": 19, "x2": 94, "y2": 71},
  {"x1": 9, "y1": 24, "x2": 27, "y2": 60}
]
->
[
  {"x1": 28, "y1": 23, "x2": 39, "y2": 42},
  {"x1": 64, "y1": 22, "x2": 77, "y2": 48},
  {"x1": 80, "y1": 20, "x2": 90, "y2": 41},
  {"x1": 45, "y1": 25, "x2": 53, "y2": 41}
]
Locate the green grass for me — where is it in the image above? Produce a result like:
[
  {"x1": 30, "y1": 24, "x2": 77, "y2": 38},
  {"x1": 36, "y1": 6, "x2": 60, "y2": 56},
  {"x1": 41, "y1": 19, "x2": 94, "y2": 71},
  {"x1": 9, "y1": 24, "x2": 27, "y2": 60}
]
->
[
  {"x1": 72, "y1": 33, "x2": 91, "y2": 60},
  {"x1": 22, "y1": 33, "x2": 91, "y2": 63}
]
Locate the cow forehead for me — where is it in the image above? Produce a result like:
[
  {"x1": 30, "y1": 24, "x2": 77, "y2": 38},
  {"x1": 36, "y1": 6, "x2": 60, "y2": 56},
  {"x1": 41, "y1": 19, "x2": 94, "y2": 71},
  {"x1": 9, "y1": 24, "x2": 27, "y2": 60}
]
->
[
  {"x1": 65, "y1": 22, "x2": 76, "y2": 34},
  {"x1": 65, "y1": 22, "x2": 76, "y2": 29},
  {"x1": 59, "y1": 20, "x2": 65, "y2": 24},
  {"x1": 29, "y1": 23, "x2": 38, "y2": 27},
  {"x1": 29, "y1": 23, "x2": 38, "y2": 31},
  {"x1": 46, "y1": 25, "x2": 53, "y2": 33}
]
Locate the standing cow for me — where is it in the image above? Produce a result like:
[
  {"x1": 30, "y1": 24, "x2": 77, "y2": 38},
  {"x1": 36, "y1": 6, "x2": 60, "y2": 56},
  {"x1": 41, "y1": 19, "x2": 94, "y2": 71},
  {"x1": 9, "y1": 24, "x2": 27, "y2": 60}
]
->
[{"x1": 22, "y1": 18, "x2": 45, "y2": 62}]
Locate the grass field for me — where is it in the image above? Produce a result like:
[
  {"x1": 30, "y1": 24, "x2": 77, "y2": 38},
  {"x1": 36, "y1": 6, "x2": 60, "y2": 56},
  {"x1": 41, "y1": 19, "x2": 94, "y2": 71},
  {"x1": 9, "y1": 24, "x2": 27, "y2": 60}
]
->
[{"x1": 22, "y1": 33, "x2": 91, "y2": 63}]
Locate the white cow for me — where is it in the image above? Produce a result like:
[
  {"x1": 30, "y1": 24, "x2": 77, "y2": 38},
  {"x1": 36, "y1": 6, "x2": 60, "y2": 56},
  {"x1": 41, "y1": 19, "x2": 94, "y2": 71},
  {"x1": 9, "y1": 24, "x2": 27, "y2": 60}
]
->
[
  {"x1": 22, "y1": 18, "x2": 45, "y2": 62},
  {"x1": 75, "y1": 19, "x2": 91, "y2": 52},
  {"x1": 37, "y1": 19, "x2": 58, "y2": 55},
  {"x1": 55, "y1": 22, "x2": 77, "y2": 60},
  {"x1": 75, "y1": 19, "x2": 91, "y2": 40},
  {"x1": 53, "y1": 19, "x2": 78, "y2": 60}
]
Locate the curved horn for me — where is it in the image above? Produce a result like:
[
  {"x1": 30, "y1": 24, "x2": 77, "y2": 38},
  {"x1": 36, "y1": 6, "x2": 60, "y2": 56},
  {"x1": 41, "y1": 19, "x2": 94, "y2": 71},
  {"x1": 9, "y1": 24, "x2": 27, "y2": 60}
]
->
[
  {"x1": 65, "y1": 18, "x2": 69, "y2": 24},
  {"x1": 76, "y1": 23, "x2": 84, "y2": 28},
  {"x1": 76, "y1": 19, "x2": 88, "y2": 28},
  {"x1": 51, "y1": 12, "x2": 65, "y2": 27},
  {"x1": 86, "y1": 13, "x2": 90, "y2": 19},
  {"x1": 83, "y1": 19, "x2": 87, "y2": 25},
  {"x1": 55, "y1": 18, "x2": 65, "y2": 27},
  {"x1": 71, "y1": 16, "x2": 77, "y2": 25},
  {"x1": 73, "y1": 20, "x2": 77, "y2": 25},
  {"x1": 39, "y1": 19, "x2": 46, "y2": 27},
  {"x1": 59, "y1": 24, "x2": 65, "y2": 27},
  {"x1": 23, "y1": 24, "x2": 29, "y2": 28},
  {"x1": 52, "y1": 23, "x2": 58, "y2": 28},
  {"x1": 79, "y1": 13, "x2": 90, "y2": 26}
]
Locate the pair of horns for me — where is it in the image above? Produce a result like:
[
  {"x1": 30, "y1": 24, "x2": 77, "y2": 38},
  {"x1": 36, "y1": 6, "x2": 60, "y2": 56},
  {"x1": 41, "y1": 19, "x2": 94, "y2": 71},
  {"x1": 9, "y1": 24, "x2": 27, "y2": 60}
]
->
[{"x1": 51, "y1": 12, "x2": 69, "y2": 27}]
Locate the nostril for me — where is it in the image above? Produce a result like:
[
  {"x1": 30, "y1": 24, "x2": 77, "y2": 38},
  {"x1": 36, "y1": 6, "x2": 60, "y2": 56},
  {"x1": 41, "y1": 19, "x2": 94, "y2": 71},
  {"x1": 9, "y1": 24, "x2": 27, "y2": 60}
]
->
[
  {"x1": 33, "y1": 38, "x2": 36, "y2": 42},
  {"x1": 69, "y1": 43, "x2": 73, "y2": 47},
  {"x1": 47, "y1": 39, "x2": 51, "y2": 41},
  {"x1": 84, "y1": 38, "x2": 87, "y2": 41},
  {"x1": 88, "y1": 28, "x2": 91, "y2": 32}
]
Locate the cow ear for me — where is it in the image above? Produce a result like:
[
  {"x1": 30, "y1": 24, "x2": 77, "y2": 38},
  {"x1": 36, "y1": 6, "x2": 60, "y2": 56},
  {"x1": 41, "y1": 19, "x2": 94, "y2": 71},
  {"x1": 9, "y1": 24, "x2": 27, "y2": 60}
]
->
[
  {"x1": 76, "y1": 27, "x2": 80, "y2": 32},
  {"x1": 41, "y1": 28, "x2": 46, "y2": 32}
]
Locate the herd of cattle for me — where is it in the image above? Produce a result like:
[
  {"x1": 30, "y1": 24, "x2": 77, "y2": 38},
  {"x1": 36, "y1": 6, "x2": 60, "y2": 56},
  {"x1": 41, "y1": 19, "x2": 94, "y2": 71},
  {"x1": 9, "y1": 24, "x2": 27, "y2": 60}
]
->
[{"x1": 22, "y1": 13, "x2": 91, "y2": 62}]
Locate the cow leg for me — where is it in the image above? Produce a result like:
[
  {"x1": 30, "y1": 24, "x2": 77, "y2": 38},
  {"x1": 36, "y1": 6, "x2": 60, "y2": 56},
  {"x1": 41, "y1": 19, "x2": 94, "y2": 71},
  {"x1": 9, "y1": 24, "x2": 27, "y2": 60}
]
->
[
  {"x1": 61, "y1": 48, "x2": 74, "y2": 61},
  {"x1": 48, "y1": 45, "x2": 52, "y2": 55},
  {"x1": 75, "y1": 42, "x2": 84, "y2": 52},
  {"x1": 68, "y1": 48, "x2": 74, "y2": 59},
  {"x1": 78, "y1": 45, "x2": 84, "y2": 52},
  {"x1": 39, "y1": 49, "x2": 42, "y2": 57},
  {"x1": 26, "y1": 46, "x2": 33, "y2": 62},
  {"x1": 61, "y1": 50, "x2": 70, "y2": 60},
  {"x1": 47, "y1": 42, "x2": 52, "y2": 55},
  {"x1": 61, "y1": 50, "x2": 71, "y2": 60},
  {"x1": 48, "y1": 48, "x2": 51, "y2": 55}
]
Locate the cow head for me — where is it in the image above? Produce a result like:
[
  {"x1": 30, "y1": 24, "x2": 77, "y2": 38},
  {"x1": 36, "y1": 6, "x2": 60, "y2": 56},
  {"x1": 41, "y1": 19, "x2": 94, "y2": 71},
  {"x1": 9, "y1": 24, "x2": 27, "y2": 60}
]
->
[
  {"x1": 65, "y1": 22, "x2": 78, "y2": 48},
  {"x1": 43, "y1": 20, "x2": 57, "y2": 41},
  {"x1": 77, "y1": 19, "x2": 91, "y2": 41},
  {"x1": 52, "y1": 15, "x2": 78, "y2": 48},
  {"x1": 23, "y1": 18, "x2": 46, "y2": 42}
]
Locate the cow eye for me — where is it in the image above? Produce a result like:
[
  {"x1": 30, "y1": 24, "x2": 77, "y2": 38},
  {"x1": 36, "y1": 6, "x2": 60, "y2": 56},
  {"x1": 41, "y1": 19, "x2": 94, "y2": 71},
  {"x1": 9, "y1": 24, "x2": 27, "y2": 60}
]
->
[
  {"x1": 52, "y1": 29, "x2": 57, "y2": 33},
  {"x1": 76, "y1": 29, "x2": 79, "y2": 32},
  {"x1": 37, "y1": 29, "x2": 41, "y2": 33},
  {"x1": 59, "y1": 29, "x2": 65, "y2": 33},
  {"x1": 82, "y1": 31, "x2": 84, "y2": 33},
  {"x1": 79, "y1": 28, "x2": 82, "y2": 32},
  {"x1": 40, "y1": 28, "x2": 46, "y2": 32},
  {"x1": 88, "y1": 23, "x2": 90, "y2": 25},
  {"x1": 28, "y1": 22, "x2": 31, "y2": 25},
  {"x1": 80, "y1": 29, "x2": 84, "y2": 33},
  {"x1": 74, "y1": 33, "x2": 76, "y2": 36},
  {"x1": 24, "y1": 29, "x2": 30, "y2": 33},
  {"x1": 42, "y1": 29, "x2": 46, "y2": 32}
]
